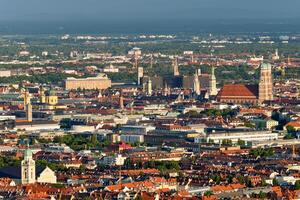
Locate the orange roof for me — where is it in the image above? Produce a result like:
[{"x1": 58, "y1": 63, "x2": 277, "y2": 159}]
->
[
  {"x1": 272, "y1": 186, "x2": 283, "y2": 197},
  {"x1": 286, "y1": 121, "x2": 300, "y2": 128},
  {"x1": 202, "y1": 195, "x2": 217, "y2": 200},
  {"x1": 211, "y1": 183, "x2": 245, "y2": 192},
  {"x1": 218, "y1": 84, "x2": 258, "y2": 98},
  {"x1": 156, "y1": 188, "x2": 171, "y2": 193},
  {"x1": 177, "y1": 190, "x2": 191, "y2": 197},
  {"x1": 240, "y1": 108, "x2": 272, "y2": 114},
  {"x1": 121, "y1": 169, "x2": 159, "y2": 176},
  {"x1": 105, "y1": 181, "x2": 154, "y2": 192}
]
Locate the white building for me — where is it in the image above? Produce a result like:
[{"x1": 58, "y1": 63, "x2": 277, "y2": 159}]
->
[
  {"x1": 128, "y1": 47, "x2": 142, "y2": 57},
  {"x1": 37, "y1": 167, "x2": 57, "y2": 184},
  {"x1": 103, "y1": 64, "x2": 119, "y2": 73},
  {"x1": 44, "y1": 144, "x2": 74, "y2": 153},
  {"x1": 0, "y1": 70, "x2": 12, "y2": 77},
  {"x1": 276, "y1": 176, "x2": 297, "y2": 186},
  {"x1": 120, "y1": 125, "x2": 155, "y2": 135},
  {"x1": 194, "y1": 130, "x2": 278, "y2": 144},
  {"x1": 120, "y1": 134, "x2": 144, "y2": 144},
  {"x1": 21, "y1": 148, "x2": 36, "y2": 184},
  {"x1": 101, "y1": 154, "x2": 126, "y2": 166}
]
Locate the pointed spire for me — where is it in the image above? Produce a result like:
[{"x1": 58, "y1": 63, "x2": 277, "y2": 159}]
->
[
  {"x1": 208, "y1": 66, "x2": 217, "y2": 96},
  {"x1": 193, "y1": 69, "x2": 201, "y2": 96}
]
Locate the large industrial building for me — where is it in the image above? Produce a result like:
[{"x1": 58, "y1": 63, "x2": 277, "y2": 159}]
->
[{"x1": 194, "y1": 127, "x2": 278, "y2": 145}]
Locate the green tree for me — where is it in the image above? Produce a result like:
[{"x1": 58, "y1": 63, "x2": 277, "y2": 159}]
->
[
  {"x1": 272, "y1": 178, "x2": 279, "y2": 186},
  {"x1": 286, "y1": 125, "x2": 296, "y2": 133},
  {"x1": 250, "y1": 148, "x2": 274, "y2": 158},
  {"x1": 222, "y1": 139, "x2": 232, "y2": 146},
  {"x1": 258, "y1": 191, "x2": 267, "y2": 199},
  {"x1": 237, "y1": 139, "x2": 245, "y2": 146},
  {"x1": 90, "y1": 134, "x2": 99, "y2": 147},
  {"x1": 204, "y1": 191, "x2": 213, "y2": 197},
  {"x1": 295, "y1": 180, "x2": 300, "y2": 190}
]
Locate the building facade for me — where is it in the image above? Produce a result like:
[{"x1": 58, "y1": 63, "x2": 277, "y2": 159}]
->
[
  {"x1": 65, "y1": 74, "x2": 111, "y2": 90},
  {"x1": 258, "y1": 63, "x2": 273, "y2": 103},
  {"x1": 21, "y1": 148, "x2": 36, "y2": 184},
  {"x1": 217, "y1": 63, "x2": 273, "y2": 104}
]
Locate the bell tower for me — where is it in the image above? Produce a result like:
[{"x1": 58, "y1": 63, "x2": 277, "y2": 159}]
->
[
  {"x1": 193, "y1": 69, "x2": 201, "y2": 95},
  {"x1": 21, "y1": 147, "x2": 36, "y2": 184},
  {"x1": 208, "y1": 66, "x2": 217, "y2": 96},
  {"x1": 39, "y1": 85, "x2": 46, "y2": 103},
  {"x1": 259, "y1": 63, "x2": 273, "y2": 103},
  {"x1": 173, "y1": 57, "x2": 179, "y2": 76}
]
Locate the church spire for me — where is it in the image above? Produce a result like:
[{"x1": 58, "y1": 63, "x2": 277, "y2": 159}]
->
[
  {"x1": 208, "y1": 66, "x2": 217, "y2": 96},
  {"x1": 193, "y1": 70, "x2": 201, "y2": 96}
]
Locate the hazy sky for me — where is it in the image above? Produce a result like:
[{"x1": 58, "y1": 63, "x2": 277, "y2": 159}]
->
[{"x1": 1, "y1": 0, "x2": 300, "y2": 22}]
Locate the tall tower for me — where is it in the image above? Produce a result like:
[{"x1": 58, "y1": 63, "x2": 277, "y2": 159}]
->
[
  {"x1": 119, "y1": 90, "x2": 124, "y2": 110},
  {"x1": 208, "y1": 66, "x2": 218, "y2": 96},
  {"x1": 272, "y1": 49, "x2": 280, "y2": 60},
  {"x1": 173, "y1": 57, "x2": 179, "y2": 76},
  {"x1": 163, "y1": 83, "x2": 170, "y2": 96},
  {"x1": 137, "y1": 67, "x2": 144, "y2": 85},
  {"x1": 21, "y1": 147, "x2": 36, "y2": 184},
  {"x1": 23, "y1": 88, "x2": 30, "y2": 110},
  {"x1": 259, "y1": 63, "x2": 273, "y2": 103},
  {"x1": 150, "y1": 54, "x2": 153, "y2": 68},
  {"x1": 26, "y1": 101, "x2": 32, "y2": 122},
  {"x1": 193, "y1": 70, "x2": 201, "y2": 96},
  {"x1": 39, "y1": 85, "x2": 46, "y2": 103},
  {"x1": 146, "y1": 79, "x2": 152, "y2": 96}
]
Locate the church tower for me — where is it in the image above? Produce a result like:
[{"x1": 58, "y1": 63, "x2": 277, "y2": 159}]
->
[
  {"x1": 193, "y1": 70, "x2": 201, "y2": 95},
  {"x1": 173, "y1": 57, "x2": 179, "y2": 76},
  {"x1": 259, "y1": 63, "x2": 273, "y2": 103},
  {"x1": 26, "y1": 101, "x2": 32, "y2": 122},
  {"x1": 119, "y1": 90, "x2": 124, "y2": 110},
  {"x1": 21, "y1": 147, "x2": 36, "y2": 184},
  {"x1": 23, "y1": 88, "x2": 30, "y2": 110},
  {"x1": 39, "y1": 85, "x2": 46, "y2": 103},
  {"x1": 208, "y1": 66, "x2": 218, "y2": 96},
  {"x1": 137, "y1": 67, "x2": 144, "y2": 85},
  {"x1": 146, "y1": 79, "x2": 152, "y2": 96}
]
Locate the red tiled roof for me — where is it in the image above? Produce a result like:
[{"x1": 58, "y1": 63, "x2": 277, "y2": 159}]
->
[
  {"x1": 218, "y1": 84, "x2": 258, "y2": 98},
  {"x1": 286, "y1": 121, "x2": 300, "y2": 128},
  {"x1": 211, "y1": 183, "x2": 245, "y2": 192},
  {"x1": 105, "y1": 181, "x2": 154, "y2": 192}
]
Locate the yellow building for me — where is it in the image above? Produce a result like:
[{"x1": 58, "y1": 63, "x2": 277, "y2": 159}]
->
[
  {"x1": 65, "y1": 74, "x2": 111, "y2": 90},
  {"x1": 45, "y1": 89, "x2": 58, "y2": 105},
  {"x1": 38, "y1": 86, "x2": 67, "y2": 110}
]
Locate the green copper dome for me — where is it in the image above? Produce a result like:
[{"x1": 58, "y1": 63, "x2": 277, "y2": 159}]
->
[
  {"x1": 24, "y1": 148, "x2": 32, "y2": 158},
  {"x1": 46, "y1": 88, "x2": 57, "y2": 96}
]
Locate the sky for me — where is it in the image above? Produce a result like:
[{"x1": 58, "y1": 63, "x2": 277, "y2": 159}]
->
[{"x1": 1, "y1": 0, "x2": 300, "y2": 22}]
